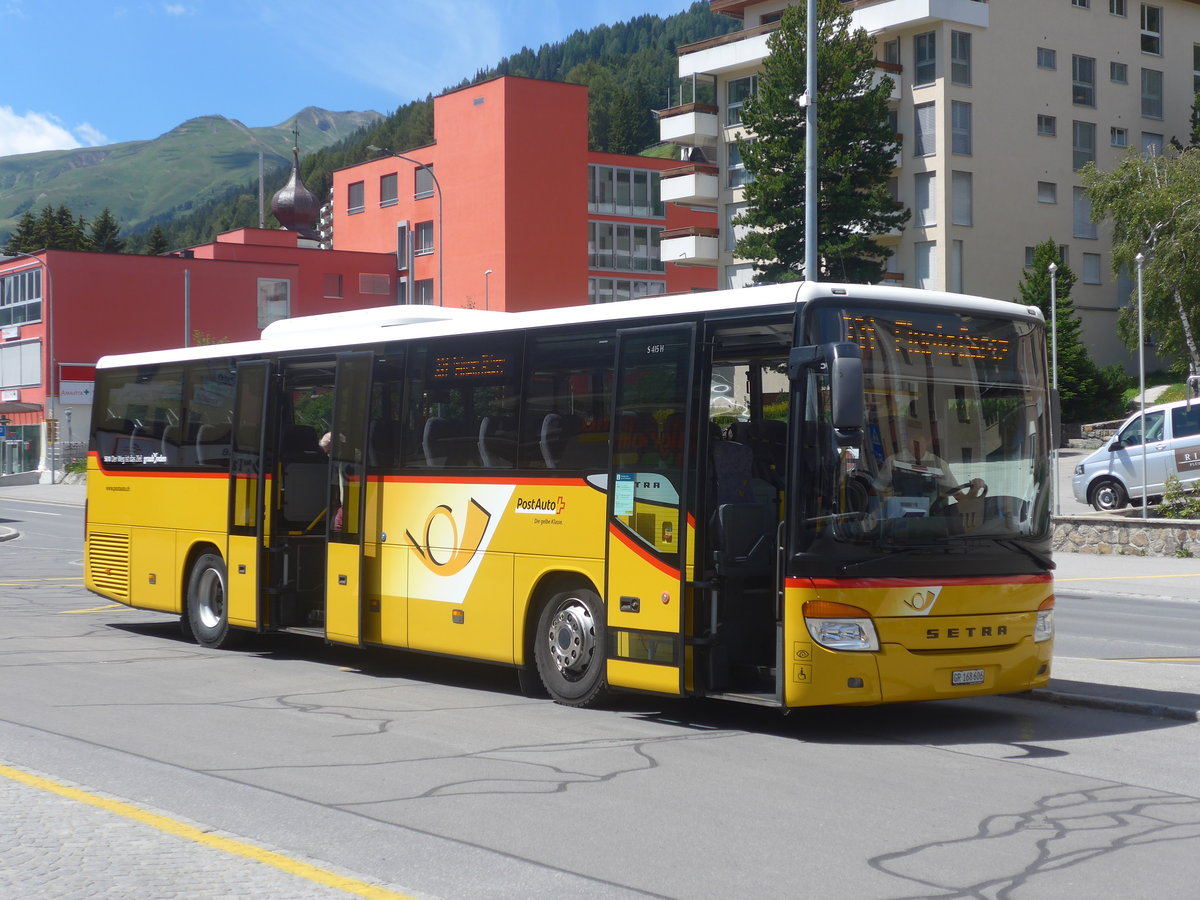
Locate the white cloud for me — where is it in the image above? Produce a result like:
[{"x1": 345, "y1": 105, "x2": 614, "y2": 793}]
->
[
  {"x1": 0, "y1": 107, "x2": 81, "y2": 155},
  {"x1": 162, "y1": 3, "x2": 192, "y2": 15},
  {"x1": 74, "y1": 123, "x2": 110, "y2": 147}
]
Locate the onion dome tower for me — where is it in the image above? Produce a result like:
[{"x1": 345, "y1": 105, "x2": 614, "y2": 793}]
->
[{"x1": 271, "y1": 125, "x2": 319, "y2": 240}]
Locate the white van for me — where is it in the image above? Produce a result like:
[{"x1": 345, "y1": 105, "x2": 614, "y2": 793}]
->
[{"x1": 1072, "y1": 398, "x2": 1200, "y2": 511}]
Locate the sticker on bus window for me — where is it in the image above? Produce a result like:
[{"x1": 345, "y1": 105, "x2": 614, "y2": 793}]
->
[{"x1": 614, "y1": 472, "x2": 635, "y2": 517}]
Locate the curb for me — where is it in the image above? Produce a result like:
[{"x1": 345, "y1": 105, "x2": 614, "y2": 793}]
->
[
  {"x1": 1025, "y1": 687, "x2": 1198, "y2": 722},
  {"x1": 0, "y1": 526, "x2": 17, "y2": 542}
]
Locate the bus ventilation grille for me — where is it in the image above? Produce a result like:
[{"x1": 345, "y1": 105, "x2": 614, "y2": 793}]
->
[{"x1": 89, "y1": 532, "x2": 131, "y2": 600}]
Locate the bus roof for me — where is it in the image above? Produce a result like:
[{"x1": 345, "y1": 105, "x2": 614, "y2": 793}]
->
[{"x1": 94, "y1": 281, "x2": 1043, "y2": 370}]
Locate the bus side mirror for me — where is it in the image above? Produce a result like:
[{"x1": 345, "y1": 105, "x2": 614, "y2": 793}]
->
[{"x1": 789, "y1": 342, "x2": 863, "y2": 444}]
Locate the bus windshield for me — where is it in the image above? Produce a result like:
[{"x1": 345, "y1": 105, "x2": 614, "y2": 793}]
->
[{"x1": 808, "y1": 305, "x2": 1052, "y2": 550}]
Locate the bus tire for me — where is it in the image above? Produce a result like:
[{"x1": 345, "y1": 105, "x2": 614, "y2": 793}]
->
[
  {"x1": 534, "y1": 587, "x2": 606, "y2": 707},
  {"x1": 186, "y1": 553, "x2": 238, "y2": 649}
]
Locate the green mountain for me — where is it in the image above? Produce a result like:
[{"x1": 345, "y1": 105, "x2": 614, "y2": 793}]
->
[{"x1": 0, "y1": 106, "x2": 381, "y2": 238}]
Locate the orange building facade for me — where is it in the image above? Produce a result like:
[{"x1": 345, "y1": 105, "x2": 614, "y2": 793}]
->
[{"x1": 331, "y1": 76, "x2": 714, "y2": 311}]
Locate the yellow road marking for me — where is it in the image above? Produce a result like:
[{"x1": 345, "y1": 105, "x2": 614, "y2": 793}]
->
[{"x1": 0, "y1": 764, "x2": 417, "y2": 899}]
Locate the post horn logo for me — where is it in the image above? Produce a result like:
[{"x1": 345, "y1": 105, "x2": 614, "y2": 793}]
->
[
  {"x1": 407, "y1": 498, "x2": 492, "y2": 576},
  {"x1": 904, "y1": 586, "x2": 942, "y2": 613}
]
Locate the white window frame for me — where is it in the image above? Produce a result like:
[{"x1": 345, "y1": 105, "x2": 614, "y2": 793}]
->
[
  {"x1": 1072, "y1": 55, "x2": 1096, "y2": 107},
  {"x1": 1073, "y1": 121, "x2": 1096, "y2": 170},
  {"x1": 914, "y1": 32, "x2": 936, "y2": 86},
  {"x1": 952, "y1": 171, "x2": 973, "y2": 226},
  {"x1": 1111, "y1": 61, "x2": 1128, "y2": 84},
  {"x1": 915, "y1": 172, "x2": 937, "y2": 227},
  {"x1": 914, "y1": 102, "x2": 936, "y2": 157},
  {"x1": 1038, "y1": 114, "x2": 1057, "y2": 137},
  {"x1": 1037, "y1": 47, "x2": 1057, "y2": 70},
  {"x1": 951, "y1": 31, "x2": 971, "y2": 86},
  {"x1": 951, "y1": 101, "x2": 972, "y2": 155},
  {"x1": 1141, "y1": 68, "x2": 1163, "y2": 119},
  {"x1": 1141, "y1": 4, "x2": 1162, "y2": 56},
  {"x1": 1111, "y1": 126, "x2": 1129, "y2": 147},
  {"x1": 1038, "y1": 182, "x2": 1058, "y2": 204},
  {"x1": 1082, "y1": 253, "x2": 1103, "y2": 284}
]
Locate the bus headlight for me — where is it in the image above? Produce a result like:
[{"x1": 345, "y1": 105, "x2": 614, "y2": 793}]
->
[
  {"x1": 803, "y1": 600, "x2": 879, "y2": 651},
  {"x1": 1035, "y1": 597, "x2": 1055, "y2": 643}
]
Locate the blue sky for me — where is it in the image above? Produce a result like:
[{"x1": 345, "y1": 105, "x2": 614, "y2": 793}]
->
[{"x1": 1, "y1": 0, "x2": 695, "y2": 156}]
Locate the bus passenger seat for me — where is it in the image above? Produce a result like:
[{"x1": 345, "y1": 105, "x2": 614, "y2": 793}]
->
[
  {"x1": 540, "y1": 413, "x2": 569, "y2": 468},
  {"x1": 280, "y1": 424, "x2": 322, "y2": 460},
  {"x1": 479, "y1": 416, "x2": 516, "y2": 467},
  {"x1": 423, "y1": 417, "x2": 455, "y2": 467}
]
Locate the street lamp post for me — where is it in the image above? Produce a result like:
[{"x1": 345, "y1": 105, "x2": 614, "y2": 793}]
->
[
  {"x1": 1136, "y1": 251, "x2": 1148, "y2": 518},
  {"x1": 1048, "y1": 261, "x2": 1059, "y2": 516},
  {"x1": 368, "y1": 147, "x2": 443, "y2": 306},
  {"x1": 484, "y1": 269, "x2": 493, "y2": 311},
  {"x1": 3, "y1": 249, "x2": 55, "y2": 481},
  {"x1": 804, "y1": 0, "x2": 818, "y2": 282}
]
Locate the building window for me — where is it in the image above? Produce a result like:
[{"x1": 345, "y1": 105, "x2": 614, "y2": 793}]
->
[
  {"x1": 1195, "y1": 45, "x2": 1200, "y2": 92},
  {"x1": 1037, "y1": 47, "x2": 1057, "y2": 70},
  {"x1": 414, "y1": 166, "x2": 434, "y2": 199},
  {"x1": 952, "y1": 171, "x2": 973, "y2": 226},
  {"x1": 415, "y1": 279, "x2": 434, "y2": 305},
  {"x1": 1073, "y1": 121, "x2": 1096, "y2": 170},
  {"x1": 727, "y1": 75, "x2": 757, "y2": 126},
  {"x1": 1038, "y1": 181, "x2": 1058, "y2": 204},
  {"x1": 1038, "y1": 114, "x2": 1057, "y2": 136},
  {"x1": 359, "y1": 273, "x2": 390, "y2": 295},
  {"x1": 0, "y1": 267, "x2": 42, "y2": 327},
  {"x1": 1083, "y1": 253, "x2": 1102, "y2": 284},
  {"x1": 379, "y1": 173, "x2": 397, "y2": 207},
  {"x1": 415, "y1": 220, "x2": 434, "y2": 255},
  {"x1": 256, "y1": 278, "x2": 290, "y2": 329},
  {"x1": 950, "y1": 240, "x2": 964, "y2": 293},
  {"x1": 323, "y1": 273, "x2": 343, "y2": 298},
  {"x1": 951, "y1": 31, "x2": 971, "y2": 86},
  {"x1": 914, "y1": 241, "x2": 937, "y2": 290},
  {"x1": 914, "y1": 102, "x2": 936, "y2": 157},
  {"x1": 395, "y1": 222, "x2": 410, "y2": 271},
  {"x1": 915, "y1": 172, "x2": 936, "y2": 227},
  {"x1": 1072, "y1": 55, "x2": 1096, "y2": 106},
  {"x1": 347, "y1": 181, "x2": 365, "y2": 214},
  {"x1": 914, "y1": 32, "x2": 936, "y2": 86},
  {"x1": 951, "y1": 101, "x2": 972, "y2": 154},
  {"x1": 884, "y1": 39, "x2": 900, "y2": 66},
  {"x1": 1112, "y1": 126, "x2": 1129, "y2": 147},
  {"x1": 589, "y1": 222, "x2": 665, "y2": 273},
  {"x1": 1111, "y1": 0, "x2": 1126, "y2": 14},
  {"x1": 725, "y1": 202, "x2": 747, "y2": 253},
  {"x1": 588, "y1": 278, "x2": 666, "y2": 304},
  {"x1": 1072, "y1": 0, "x2": 1089, "y2": 7},
  {"x1": 1111, "y1": 61, "x2": 1128, "y2": 84},
  {"x1": 588, "y1": 165, "x2": 663, "y2": 217},
  {"x1": 0, "y1": 338, "x2": 41, "y2": 390},
  {"x1": 1074, "y1": 187, "x2": 1098, "y2": 239},
  {"x1": 728, "y1": 141, "x2": 753, "y2": 187},
  {"x1": 1141, "y1": 68, "x2": 1163, "y2": 119},
  {"x1": 1141, "y1": 5, "x2": 1162, "y2": 55},
  {"x1": 1141, "y1": 132, "x2": 1164, "y2": 155}
]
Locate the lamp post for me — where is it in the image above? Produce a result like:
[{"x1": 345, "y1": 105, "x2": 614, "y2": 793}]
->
[
  {"x1": 1048, "y1": 261, "x2": 1059, "y2": 515},
  {"x1": 3, "y1": 249, "x2": 54, "y2": 481},
  {"x1": 484, "y1": 269, "x2": 493, "y2": 311},
  {"x1": 1136, "y1": 251, "x2": 1147, "y2": 518},
  {"x1": 804, "y1": 0, "x2": 818, "y2": 282},
  {"x1": 368, "y1": 147, "x2": 443, "y2": 306}
]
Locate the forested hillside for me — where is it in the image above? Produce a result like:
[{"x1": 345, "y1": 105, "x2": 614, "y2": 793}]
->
[{"x1": 135, "y1": 2, "x2": 736, "y2": 254}]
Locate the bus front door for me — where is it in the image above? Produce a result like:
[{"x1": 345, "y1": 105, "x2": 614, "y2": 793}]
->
[
  {"x1": 324, "y1": 352, "x2": 373, "y2": 646},
  {"x1": 604, "y1": 323, "x2": 697, "y2": 697},
  {"x1": 227, "y1": 360, "x2": 273, "y2": 630}
]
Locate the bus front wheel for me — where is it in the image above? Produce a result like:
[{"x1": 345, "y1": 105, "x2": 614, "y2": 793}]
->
[
  {"x1": 186, "y1": 553, "x2": 237, "y2": 649},
  {"x1": 534, "y1": 588, "x2": 606, "y2": 707}
]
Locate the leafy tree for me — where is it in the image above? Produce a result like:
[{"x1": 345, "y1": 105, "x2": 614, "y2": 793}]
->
[
  {"x1": 1082, "y1": 147, "x2": 1200, "y2": 376},
  {"x1": 88, "y1": 208, "x2": 125, "y2": 253},
  {"x1": 1017, "y1": 239, "x2": 1126, "y2": 422},
  {"x1": 735, "y1": 0, "x2": 908, "y2": 283}
]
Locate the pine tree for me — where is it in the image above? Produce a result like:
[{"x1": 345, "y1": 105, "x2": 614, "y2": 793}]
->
[
  {"x1": 1017, "y1": 239, "x2": 1125, "y2": 423},
  {"x1": 3, "y1": 211, "x2": 40, "y2": 254},
  {"x1": 88, "y1": 208, "x2": 126, "y2": 253},
  {"x1": 145, "y1": 225, "x2": 169, "y2": 256},
  {"x1": 735, "y1": 0, "x2": 908, "y2": 283}
]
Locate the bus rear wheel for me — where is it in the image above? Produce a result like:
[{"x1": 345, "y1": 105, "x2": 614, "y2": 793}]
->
[
  {"x1": 535, "y1": 588, "x2": 606, "y2": 707},
  {"x1": 186, "y1": 553, "x2": 238, "y2": 649}
]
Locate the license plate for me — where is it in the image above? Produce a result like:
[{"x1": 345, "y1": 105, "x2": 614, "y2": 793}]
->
[{"x1": 951, "y1": 668, "x2": 985, "y2": 686}]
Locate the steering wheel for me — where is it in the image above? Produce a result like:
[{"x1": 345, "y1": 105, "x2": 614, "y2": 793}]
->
[{"x1": 944, "y1": 480, "x2": 988, "y2": 500}]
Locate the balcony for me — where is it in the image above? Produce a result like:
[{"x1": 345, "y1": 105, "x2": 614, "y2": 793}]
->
[
  {"x1": 677, "y1": 21, "x2": 777, "y2": 78},
  {"x1": 849, "y1": 0, "x2": 989, "y2": 32},
  {"x1": 658, "y1": 104, "x2": 720, "y2": 150},
  {"x1": 660, "y1": 226, "x2": 720, "y2": 267},
  {"x1": 660, "y1": 163, "x2": 719, "y2": 206},
  {"x1": 874, "y1": 60, "x2": 902, "y2": 102}
]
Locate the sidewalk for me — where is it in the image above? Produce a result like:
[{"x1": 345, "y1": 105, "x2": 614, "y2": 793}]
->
[{"x1": 1, "y1": 480, "x2": 1195, "y2": 719}]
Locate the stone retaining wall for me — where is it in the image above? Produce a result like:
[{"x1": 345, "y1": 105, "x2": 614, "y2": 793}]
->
[{"x1": 1053, "y1": 513, "x2": 1200, "y2": 557}]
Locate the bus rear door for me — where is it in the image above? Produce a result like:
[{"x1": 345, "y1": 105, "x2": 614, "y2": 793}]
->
[
  {"x1": 604, "y1": 323, "x2": 697, "y2": 696},
  {"x1": 227, "y1": 360, "x2": 273, "y2": 630},
  {"x1": 324, "y1": 351, "x2": 374, "y2": 645}
]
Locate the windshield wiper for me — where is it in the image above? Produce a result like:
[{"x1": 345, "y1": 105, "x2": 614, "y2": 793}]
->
[{"x1": 996, "y1": 538, "x2": 1055, "y2": 571}]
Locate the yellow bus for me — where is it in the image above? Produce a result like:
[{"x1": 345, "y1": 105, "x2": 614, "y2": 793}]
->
[{"x1": 84, "y1": 282, "x2": 1055, "y2": 708}]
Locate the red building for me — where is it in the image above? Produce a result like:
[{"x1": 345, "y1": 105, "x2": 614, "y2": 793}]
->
[{"x1": 0, "y1": 75, "x2": 714, "y2": 478}]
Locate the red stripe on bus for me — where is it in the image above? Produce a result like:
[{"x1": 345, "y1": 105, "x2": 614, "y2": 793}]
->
[
  {"x1": 376, "y1": 474, "x2": 591, "y2": 487},
  {"x1": 608, "y1": 522, "x2": 681, "y2": 579},
  {"x1": 786, "y1": 574, "x2": 1052, "y2": 590}
]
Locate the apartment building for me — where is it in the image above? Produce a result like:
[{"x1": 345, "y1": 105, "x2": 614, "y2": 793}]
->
[
  {"x1": 659, "y1": 0, "x2": 1200, "y2": 367},
  {"x1": 331, "y1": 76, "x2": 715, "y2": 313}
]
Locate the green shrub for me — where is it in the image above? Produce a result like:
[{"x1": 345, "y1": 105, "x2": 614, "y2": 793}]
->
[{"x1": 1157, "y1": 474, "x2": 1200, "y2": 519}]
